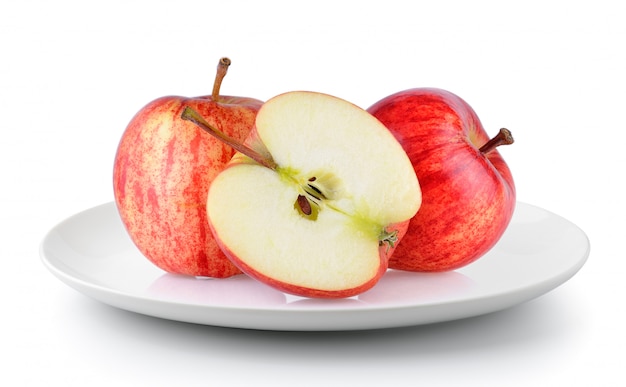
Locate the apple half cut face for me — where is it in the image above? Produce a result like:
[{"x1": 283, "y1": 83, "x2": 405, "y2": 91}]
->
[{"x1": 206, "y1": 91, "x2": 421, "y2": 298}]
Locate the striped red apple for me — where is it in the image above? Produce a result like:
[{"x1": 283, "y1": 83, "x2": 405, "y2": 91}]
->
[{"x1": 113, "y1": 58, "x2": 262, "y2": 277}]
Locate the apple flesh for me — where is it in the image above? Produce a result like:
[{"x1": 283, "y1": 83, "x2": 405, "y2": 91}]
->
[
  {"x1": 368, "y1": 88, "x2": 515, "y2": 272},
  {"x1": 182, "y1": 91, "x2": 422, "y2": 298},
  {"x1": 113, "y1": 58, "x2": 262, "y2": 277}
]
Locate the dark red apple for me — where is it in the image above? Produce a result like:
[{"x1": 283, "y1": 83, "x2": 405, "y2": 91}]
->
[{"x1": 368, "y1": 88, "x2": 515, "y2": 271}]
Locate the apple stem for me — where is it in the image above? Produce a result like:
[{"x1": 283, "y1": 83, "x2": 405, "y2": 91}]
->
[
  {"x1": 211, "y1": 57, "x2": 231, "y2": 101},
  {"x1": 181, "y1": 106, "x2": 278, "y2": 170},
  {"x1": 479, "y1": 128, "x2": 514, "y2": 154}
]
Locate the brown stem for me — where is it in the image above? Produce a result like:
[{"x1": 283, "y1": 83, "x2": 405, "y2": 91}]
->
[
  {"x1": 181, "y1": 106, "x2": 278, "y2": 170},
  {"x1": 211, "y1": 57, "x2": 231, "y2": 101},
  {"x1": 479, "y1": 128, "x2": 514, "y2": 154}
]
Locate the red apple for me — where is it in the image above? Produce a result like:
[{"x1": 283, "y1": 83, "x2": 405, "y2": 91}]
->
[
  {"x1": 181, "y1": 91, "x2": 421, "y2": 298},
  {"x1": 368, "y1": 88, "x2": 515, "y2": 272},
  {"x1": 113, "y1": 58, "x2": 262, "y2": 277}
]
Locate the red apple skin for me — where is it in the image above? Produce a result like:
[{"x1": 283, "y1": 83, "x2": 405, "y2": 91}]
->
[
  {"x1": 368, "y1": 88, "x2": 515, "y2": 272},
  {"x1": 113, "y1": 94, "x2": 262, "y2": 277}
]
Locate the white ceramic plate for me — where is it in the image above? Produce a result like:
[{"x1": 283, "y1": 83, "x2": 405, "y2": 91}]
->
[{"x1": 40, "y1": 202, "x2": 589, "y2": 331}]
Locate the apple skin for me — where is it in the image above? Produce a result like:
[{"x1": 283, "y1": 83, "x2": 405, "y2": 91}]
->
[
  {"x1": 113, "y1": 94, "x2": 262, "y2": 277},
  {"x1": 368, "y1": 88, "x2": 515, "y2": 272}
]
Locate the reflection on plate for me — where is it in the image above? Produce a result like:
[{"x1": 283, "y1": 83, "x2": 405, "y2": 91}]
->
[{"x1": 40, "y1": 202, "x2": 589, "y2": 331}]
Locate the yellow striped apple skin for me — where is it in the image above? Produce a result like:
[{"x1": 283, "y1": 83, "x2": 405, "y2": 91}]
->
[{"x1": 113, "y1": 95, "x2": 262, "y2": 277}]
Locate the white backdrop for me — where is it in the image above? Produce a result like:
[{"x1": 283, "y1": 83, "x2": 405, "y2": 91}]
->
[{"x1": 2, "y1": 0, "x2": 623, "y2": 385}]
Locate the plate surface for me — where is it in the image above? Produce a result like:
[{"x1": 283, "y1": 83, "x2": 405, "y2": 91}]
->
[{"x1": 40, "y1": 202, "x2": 589, "y2": 331}]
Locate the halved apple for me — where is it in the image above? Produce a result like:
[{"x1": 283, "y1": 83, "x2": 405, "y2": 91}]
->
[{"x1": 182, "y1": 91, "x2": 421, "y2": 298}]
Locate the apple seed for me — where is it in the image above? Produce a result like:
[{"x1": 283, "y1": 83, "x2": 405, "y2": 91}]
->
[
  {"x1": 296, "y1": 194, "x2": 312, "y2": 215},
  {"x1": 305, "y1": 182, "x2": 327, "y2": 200}
]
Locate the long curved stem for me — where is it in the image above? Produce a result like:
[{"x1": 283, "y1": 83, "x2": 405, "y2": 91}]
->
[{"x1": 181, "y1": 107, "x2": 278, "y2": 170}]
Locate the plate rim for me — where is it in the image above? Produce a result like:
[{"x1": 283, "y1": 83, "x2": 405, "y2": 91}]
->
[{"x1": 39, "y1": 201, "x2": 590, "y2": 330}]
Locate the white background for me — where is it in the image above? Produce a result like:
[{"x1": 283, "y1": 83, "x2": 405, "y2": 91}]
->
[{"x1": 1, "y1": 0, "x2": 623, "y2": 385}]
